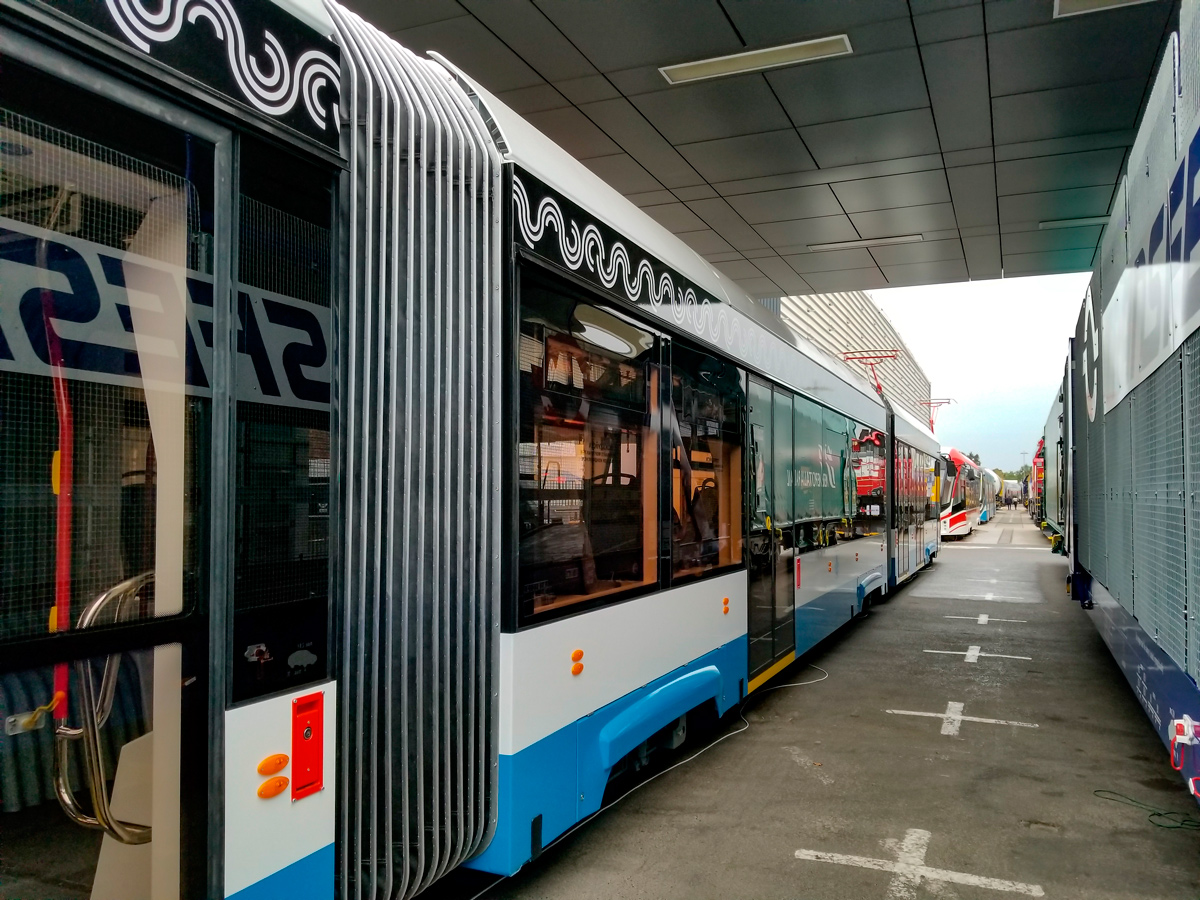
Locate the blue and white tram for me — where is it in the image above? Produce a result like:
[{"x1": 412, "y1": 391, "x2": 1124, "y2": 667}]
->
[{"x1": 0, "y1": 2, "x2": 939, "y2": 897}]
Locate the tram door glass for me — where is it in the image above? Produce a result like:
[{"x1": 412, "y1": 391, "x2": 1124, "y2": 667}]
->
[
  {"x1": 747, "y1": 378, "x2": 796, "y2": 677},
  {"x1": 0, "y1": 59, "x2": 215, "y2": 898}
]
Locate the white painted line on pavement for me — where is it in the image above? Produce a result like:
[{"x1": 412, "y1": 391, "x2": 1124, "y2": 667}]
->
[
  {"x1": 794, "y1": 828, "x2": 1045, "y2": 897},
  {"x1": 885, "y1": 701, "x2": 1039, "y2": 736}
]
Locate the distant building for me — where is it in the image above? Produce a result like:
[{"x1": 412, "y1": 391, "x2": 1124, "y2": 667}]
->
[{"x1": 772, "y1": 291, "x2": 933, "y2": 426}]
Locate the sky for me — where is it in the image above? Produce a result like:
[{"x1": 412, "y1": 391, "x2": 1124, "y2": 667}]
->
[{"x1": 867, "y1": 272, "x2": 1091, "y2": 474}]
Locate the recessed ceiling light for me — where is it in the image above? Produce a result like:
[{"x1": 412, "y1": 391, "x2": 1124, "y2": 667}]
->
[
  {"x1": 1038, "y1": 216, "x2": 1110, "y2": 229},
  {"x1": 1053, "y1": 0, "x2": 1156, "y2": 19},
  {"x1": 807, "y1": 234, "x2": 923, "y2": 252},
  {"x1": 660, "y1": 35, "x2": 852, "y2": 85}
]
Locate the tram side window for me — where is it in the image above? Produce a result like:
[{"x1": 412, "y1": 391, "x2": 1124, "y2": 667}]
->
[
  {"x1": 518, "y1": 270, "x2": 658, "y2": 621},
  {"x1": 670, "y1": 344, "x2": 744, "y2": 582},
  {"x1": 850, "y1": 424, "x2": 886, "y2": 537}
]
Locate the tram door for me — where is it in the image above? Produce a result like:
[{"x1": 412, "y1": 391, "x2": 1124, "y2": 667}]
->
[
  {"x1": 747, "y1": 379, "x2": 797, "y2": 682},
  {"x1": 0, "y1": 57, "x2": 227, "y2": 899}
]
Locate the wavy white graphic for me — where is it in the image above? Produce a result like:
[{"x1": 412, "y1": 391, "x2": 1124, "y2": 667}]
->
[
  {"x1": 105, "y1": 0, "x2": 340, "y2": 131},
  {"x1": 513, "y1": 174, "x2": 771, "y2": 361}
]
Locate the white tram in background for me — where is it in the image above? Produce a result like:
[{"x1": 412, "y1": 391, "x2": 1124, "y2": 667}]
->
[{"x1": 0, "y1": 1, "x2": 941, "y2": 897}]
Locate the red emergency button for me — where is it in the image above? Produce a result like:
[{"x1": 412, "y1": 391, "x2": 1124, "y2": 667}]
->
[{"x1": 291, "y1": 691, "x2": 324, "y2": 801}]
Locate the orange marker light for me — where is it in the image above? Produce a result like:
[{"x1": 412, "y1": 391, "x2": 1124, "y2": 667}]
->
[
  {"x1": 571, "y1": 662, "x2": 584, "y2": 676},
  {"x1": 257, "y1": 776, "x2": 289, "y2": 799},
  {"x1": 257, "y1": 753, "x2": 289, "y2": 776},
  {"x1": 722, "y1": 607, "x2": 729, "y2": 615},
  {"x1": 571, "y1": 649, "x2": 584, "y2": 662},
  {"x1": 722, "y1": 597, "x2": 729, "y2": 606}
]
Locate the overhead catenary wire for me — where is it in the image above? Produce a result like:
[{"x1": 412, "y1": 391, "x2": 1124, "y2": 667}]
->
[{"x1": 465, "y1": 664, "x2": 831, "y2": 900}]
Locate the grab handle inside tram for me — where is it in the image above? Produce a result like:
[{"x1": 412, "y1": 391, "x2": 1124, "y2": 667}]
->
[{"x1": 52, "y1": 572, "x2": 155, "y2": 846}]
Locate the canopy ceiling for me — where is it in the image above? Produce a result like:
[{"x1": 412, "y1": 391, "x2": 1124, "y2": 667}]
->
[{"x1": 343, "y1": 0, "x2": 1175, "y2": 297}]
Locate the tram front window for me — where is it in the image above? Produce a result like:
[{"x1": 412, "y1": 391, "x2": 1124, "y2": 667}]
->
[{"x1": 517, "y1": 270, "x2": 658, "y2": 621}]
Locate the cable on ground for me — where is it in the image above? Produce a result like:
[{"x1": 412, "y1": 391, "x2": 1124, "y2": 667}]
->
[{"x1": 1093, "y1": 789, "x2": 1200, "y2": 831}]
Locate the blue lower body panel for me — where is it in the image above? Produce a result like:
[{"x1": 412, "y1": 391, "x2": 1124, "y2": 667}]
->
[
  {"x1": 467, "y1": 637, "x2": 747, "y2": 876},
  {"x1": 228, "y1": 844, "x2": 334, "y2": 900},
  {"x1": 1090, "y1": 581, "x2": 1200, "y2": 802}
]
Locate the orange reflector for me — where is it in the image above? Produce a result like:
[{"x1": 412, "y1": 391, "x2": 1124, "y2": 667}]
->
[
  {"x1": 722, "y1": 608, "x2": 729, "y2": 615},
  {"x1": 722, "y1": 596, "x2": 729, "y2": 606},
  {"x1": 571, "y1": 662, "x2": 584, "y2": 676},
  {"x1": 257, "y1": 776, "x2": 289, "y2": 799},
  {"x1": 571, "y1": 648, "x2": 583, "y2": 662},
  {"x1": 257, "y1": 753, "x2": 289, "y2": 776}
]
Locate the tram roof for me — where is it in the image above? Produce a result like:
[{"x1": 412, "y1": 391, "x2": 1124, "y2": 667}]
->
[{"x1": 341, "y1": 0, "x2": 1174, "y2": 298}]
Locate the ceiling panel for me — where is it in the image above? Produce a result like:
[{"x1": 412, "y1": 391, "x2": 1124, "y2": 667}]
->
[
  {"x1": 802, "y1": 267, "x2": 890, "y2": 291},
  {"x1": 685, "y1": 198, "x2": 771, "y2": 251},
  {"x1": 629, "y1": 78, "x2": 792, "y2": 145},
  {"x1": 946, "y1": 164, "x2": 999, "y2": 228},
  {"x1": 581, "y1": 153, "x2": 665, "y2": 194},
  {"x1": 641, "y1": 202, "x2": 708, "y2": 232},
  {"x1": 554, "y1": 75, "x2": 623, "y2": 105},
  {"x1": 800, "y1": 109, "x2": 941, "y2": 168},
  {"x1": 988, "y1": 8, "x2": 1170, "y2": 96},
  {"x1": 991, "y1": 79, "x2": 1146, "y2": 145},
  {"x1": 783, "y1": 247, "x2": 878, "y2": 274},
  {"x1": 849, "y1": 202, "x2": 959, "y2": 238},
  {"x1": 724, "y1": 0, "x2": 909, "y2": 43},
  {"x1": 921, "y1": 37, "x2": 992, "y2": 153},
  {"x1": 725, "y1": 184, "x2": 844, "y2": 224},
  {"x1": 832, "y1": 169, "x2": 952, "y2": 213},
  {"x1": 995, "y1": 148, "x2": 1126, "y2": 195},
  {"x1": 766, "y1": 49, "x2": 929, "y2": 127},
  {"x1": 626, "y1": 189, "x2": 676, "y2": 207},
  {"x1": 711, "y1": 259, "x2": 766, "y2": 281},
  {"x1": 535, "y1": 0, "x2": 739, "y2": 72},
  {"x1": 578, "y1": 98, "x2": 705, "y2": 188},
  {"x1": 461, "y1": 0, "x2": 596, "y2": 82},
  {"x1": 997, "y1": 185, "x2": 1113, "y2": 225},
  {"x1": 493, "y1": 83, "x2": 571, "y2": 115},
  {"x1": 880, "y1": 258, "x2": 969, "y2": 285},
  {"x1": 1002, "y1": 225, "x2": 1104, "y2": 254},
  {"x1": 703, "y1": 250, "x2": 747, "y2": 263},
  {"x1": 751, "y1": 256, "x2": 815, "y2": 294},
  {"x1": 913, "y1": 4, "x2": 983, "y2": 43},
  {"x1": 390, "y1": 17, "x2": 543, "y2": 92},
  {"x1": 734, "y1": 276, "x2": 786, "y2": 298},
  {"x1": 867, "y1": 238, "x2": 964, "y2": 266},
  {"x1": 677, "y1": 129, "x2": 817, "y2": 182},
  {"x1": 1002, "y1": 247, "x2": 1097, "y2": 275},
  {"x1": 677, "y1": 229, "x2": 736, "y2": 255},
  {"x1": 963, "y1": 234, "x2": 1002, "y2": 279},
  {"x1": 525, "y1": 107, "x2": 623, "y2": 158},
  {"x1": 351, "y1": 0, "x2": 467, "y2": 31},
  {"x1": 754, "y1": 215, "x2": 860, "y2": 247},
  {"x1": 674, "y1": 184, "x2": 718, "y2": 201}
]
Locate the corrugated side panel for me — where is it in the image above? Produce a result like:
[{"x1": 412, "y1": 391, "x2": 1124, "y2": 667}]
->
[
  {"x1": 1131, "y1": 353, "x2": 1187, "y2": 670},
  {"x1": 1185, "y1": 334, "x2": 1200, "y2": 683},
  {"x1": 1074, "y1": 310, "x2": 1091, "y2": 572},
  {"x1": 328, "y1": 3, "x2": 502, "y2": 899},
  {"x1": 1106, "y1": 398, "x2": 1134, "y2": 613},
  {"x1": 1089, "y1": 395, "x2": 1107, "y2": 587}
]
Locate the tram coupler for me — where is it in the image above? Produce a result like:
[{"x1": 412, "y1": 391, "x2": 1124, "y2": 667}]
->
[{"x1": 1169, "y1": 715, "x2": 1200, "y2": 770}]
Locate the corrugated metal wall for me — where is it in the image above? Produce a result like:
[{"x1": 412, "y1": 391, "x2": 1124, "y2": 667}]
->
[
  {"x1": 1185, "y1": 335, "x2": 1200, "y2": 683},
  {"x1": 1105, "y1": 399, "x2": 1134, "y2": 616},
  {"x1": 1074, "y1": 311, "x2": 1090, "y2": 573},
  {"x1": 1131, "y1": 354, "x2": 1187, "y2": 666},
  {"x1": 327, "y1": 4, "x2": 503, "y2": 899}
]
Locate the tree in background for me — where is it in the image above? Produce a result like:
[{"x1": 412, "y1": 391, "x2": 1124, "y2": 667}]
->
[
  {"x1": 967, "y1": 451, "x2": 981, "y2": 465},
  {"x1": 1011, "y1": 464, "x2": 1032, "y2": 481},
  {"x1": 993, "y1": 467, "x2": 1007, "y2": 481}
]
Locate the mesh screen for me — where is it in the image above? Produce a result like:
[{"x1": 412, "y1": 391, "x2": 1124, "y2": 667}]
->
[
  {"x1": 238, "y1": 197, "x2": 331, "y2": 307},
  {"x1": 1088, "y1": 399, "x2": 1107, "y2": 586},
  {"x1": 1074, "y1": 314, "x2": 1091, "y2": 571},
  {"x1": 1106, "y1": 398, "x2": 1134, "y2": 612},
  {"x1": 1185, "y1": 334, "x2": 1200, "y2": 682},
  {"x1": 1131, "y1": 353, "x2": 1187, "y2": 670},
  {"x1": 0, "y1": 107, "x2": 208, "y2": 271},
  {"x1": 0, "y1": 109, "x2": 206, "y2": 642}
]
